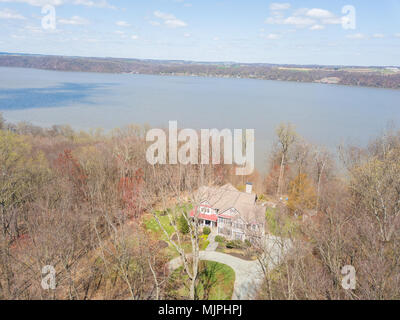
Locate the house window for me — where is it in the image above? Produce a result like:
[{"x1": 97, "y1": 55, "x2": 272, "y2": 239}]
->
[
  {"x1": 219, "y1": 218, "x2": 232, "y2": 226},
  {"x1": 234, "y1": 232, "x2": 243, "y2": 241},
  {"x1": 234, "y1": 223, "x2": 244, "y2": 230}
]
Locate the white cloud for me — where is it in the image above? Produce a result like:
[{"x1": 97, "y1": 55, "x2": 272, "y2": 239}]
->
[
  {"x1": 116, "y1": 21, "x2": 130, "y2": 27},
  {"x1": 372, "y1": 33, "x2": 385, "y2": 39},
  {"x1": 174, "y1": 0, "x2": 192, "y2": 6},
  {"x1": 266, "y1": 15, "x2": 315, "y2": 26},
  {"x1": 0, "y1": 0, "x2": 115, "y2": 8},
  {"x1": 346, "y1": 33, "x2": 367, "y2": 40},
  {"x1": 153, "y1": 10, "x2": 187, "y2": 28},
  {"x1": 183, "y1": 32, "x2": 191, "y2": 37},
  {"x1": 165, "y1": 19, "x2": 187, "y2": 28},
  {"x1": 58, "y1": 16, "x2": 89, "y2": 25},
  {"x1": 0, "y1": 8, "x2": 25, "y2": 19},
  {"x1": 149, "y1": 21, "x2": 161, "y2": 26},
  {"x1": 154, "y1": 11, "x2": 175, "y2": 20},
  {"x1": 131, "y1": 35, "x2": 138, "y2": 40},
  {"x1": 305, "y1": 8, "x2": 334, "y2": 19},
  {"x1": 323, "y1": 18, "x2": 342, "y2": 25},
  {"x1": 394, "y1": 33, "x2": 400, "y2": 38},
  {"x1": 73, "y1": 0, "x2": 116, "y2": 9},
  {"x1": 266, "y1": 14, "x2": 315, "y2": 27},
  {"x1": 266, "y1": 6, "x2": 342, "y2": 28},
  {"x1": 266, "y1": 33, "x2": 280, "y2": 40},
  {"x1": 25, "y1": 25, "x2": 42, "y2": 32},
  {"x1": 310, "y1": 24, "x2": 325, "y2": 31},
  {"x1": 0, "y1": 0, "x2": 63, "y2": 6},
  {"x1": 270, "y1": 3, "x2": 291, "y2": 11}
]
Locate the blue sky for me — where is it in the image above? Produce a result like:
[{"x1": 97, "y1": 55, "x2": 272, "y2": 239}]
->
[{"x1": 0, "y1": 0, "x2": 399, "y2": 66}]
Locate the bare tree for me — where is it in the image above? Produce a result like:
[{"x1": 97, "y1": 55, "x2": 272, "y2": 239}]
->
[{"x1": 275, "y1": 123, "x2": 297, "y2": 198}]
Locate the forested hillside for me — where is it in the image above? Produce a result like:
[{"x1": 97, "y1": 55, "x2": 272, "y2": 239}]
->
[
  {"x1": 1, "y1": 53, "x2": 399, "y2": 89},
  {"x1": 1, "y1": 114, "x2": 399, "y2": 300}
]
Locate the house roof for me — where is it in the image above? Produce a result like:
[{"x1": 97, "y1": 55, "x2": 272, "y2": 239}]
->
[
  {"x1": 189, "y1": 211, "x2": 218, "y2": 222},
  {"x1": 192, "y1": 184, "x2": 265, "y2": 225}
]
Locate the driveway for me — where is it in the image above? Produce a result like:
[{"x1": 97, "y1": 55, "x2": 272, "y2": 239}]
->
[
  {"x1": 168, "y1": 235, "x2": 291, "y2": 300},
  {"x1": 205, "y1": 232, "x2": 218, "y2": 252},
  {"x1": 169, "y1": 251, "x2": 263, "y2": 300}
]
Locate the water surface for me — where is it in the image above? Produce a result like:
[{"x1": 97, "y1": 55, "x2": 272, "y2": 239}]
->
[{"x1": 1, "y1": 67, "x2": 400, "y2": 170}]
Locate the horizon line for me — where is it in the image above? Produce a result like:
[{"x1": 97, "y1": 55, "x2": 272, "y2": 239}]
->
[{"x1": 1, "y1": 51, "x2": 399, "y2": 69}]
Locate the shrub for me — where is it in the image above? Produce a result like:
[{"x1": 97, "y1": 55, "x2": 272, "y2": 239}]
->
[
  {"x1": 244, "y1": 239, "x2": 252, "y2": 247},
  {"x1": 200, "y1": 234, "x2": 209, "y2": 241},
  {"x1": 178, "y1": 214, "x2": 190, "y2": 234},
  {"x1": 226, "y1": 240, "x2": 243, "y2": 249},
  {"x1": 215, "y1": 235, "x2": 226, "y2": 243},
  {"x1": 258, "y1": 194, "x2": 267, "y2": 201},
  {"x1": 158, "y1": 209, "x2": 169, "y2": 216},
  {"x1": 203, "y1": 226, "x2": 211, "y2": 235}
]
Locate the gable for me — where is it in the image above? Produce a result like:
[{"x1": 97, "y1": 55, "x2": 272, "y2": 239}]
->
[{"x1": 219, "y1": 207, "x2": 239, "y2": 217}]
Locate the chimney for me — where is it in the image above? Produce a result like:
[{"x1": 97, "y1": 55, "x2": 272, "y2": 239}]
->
[{"x1": 246, "y1": 182, "x2": 253, "y2": 194}]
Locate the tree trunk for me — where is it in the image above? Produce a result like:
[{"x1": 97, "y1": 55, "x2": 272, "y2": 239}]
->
[{"x1": 277, "y1": 153, "x2": 285, "y2": 198}]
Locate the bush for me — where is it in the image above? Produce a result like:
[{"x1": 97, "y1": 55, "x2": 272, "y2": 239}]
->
[
  {"x1": 158, "y1": 209, "x2": 170, "y2": 216},
  {"x1": 203, "y1": 226, "x2": 211, "y2": 235},
  {"x1": 200, "y1": 234, "x2": 209, "y2": 241},
  {"x1": 244, "y1": 239, "x2": 252, "y2": 247},
  {"x1": 258, "y1": 194, "x2": 267, "y2": 201},
  {"x1": 178, "y1": 214, "x2": 190, "y2": 234},
  {"x1": 215, "y1": 235, "x2": 226, "y2": 243},
  {"x1": 226, "y1": 240, "x2": 243, "y2": 249}
]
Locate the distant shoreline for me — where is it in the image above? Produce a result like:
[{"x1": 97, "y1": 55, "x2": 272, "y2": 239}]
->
[{"x1": 1, "y1": 53, "x2": 400, "y2": 90}]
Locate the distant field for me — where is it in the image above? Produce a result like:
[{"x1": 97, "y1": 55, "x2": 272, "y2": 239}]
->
[
  {"x1": 278, "y1": 67, "x2": 314, "y2": 72},
  {"x1": 341, "y1": 67, "x2": 400, "y2": 75}
]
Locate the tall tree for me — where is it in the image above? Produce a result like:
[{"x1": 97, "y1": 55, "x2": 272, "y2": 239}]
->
[{"x1": 275, "y1": 123, "x2": 297, "y2": 198}]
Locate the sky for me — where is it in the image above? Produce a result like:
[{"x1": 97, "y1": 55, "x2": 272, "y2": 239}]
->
[{"x1": 0, "y1": 0, "x2": 400, "y2": 66}]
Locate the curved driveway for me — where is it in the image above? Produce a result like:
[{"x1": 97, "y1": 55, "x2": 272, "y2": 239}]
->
[
  {"x1": 168, "y1": 235, "x2": 290, "y2": 300},
  {"x1": 169, "y1": 251, "x2": 263, "y2": 300}
]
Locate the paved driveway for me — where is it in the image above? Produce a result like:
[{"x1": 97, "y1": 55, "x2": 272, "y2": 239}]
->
[
  {"x1": 205, "y1": 232, "x2": 219, "y2": 251},
  {"x1": 169, "y1": 251, "x2": 263, "y2": 300},
  {"x1": 168, "y1": 235, "x2": 291, "y2": 300}
]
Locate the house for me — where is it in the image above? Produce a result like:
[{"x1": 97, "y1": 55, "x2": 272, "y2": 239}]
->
[{"x1": 189, "y1": 183, "x2": 265, "y2": 241}]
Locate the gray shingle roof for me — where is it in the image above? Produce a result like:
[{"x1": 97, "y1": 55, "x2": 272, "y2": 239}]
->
[{"x1": 194, "y1": 184, "x2": 265, "y2": 225}]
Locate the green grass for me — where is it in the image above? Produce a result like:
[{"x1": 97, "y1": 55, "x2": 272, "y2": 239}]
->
[
  {"x1": 168, "y1": 261, "x2": 235, "y2": 300},
  {"x1": 265, "y1": 207, "x2": 299, "y2": 238},
  {"x1": 144, "y1": 213, "x2": 175, "y2": 239},
  {"x1": 167, "y1": 236, "x2": 210, "y2": 258},
  {"x1": 265, "y1": 208, "x2": 278, "y2": 235},
  {"x1": 200, "y1": 234, "x2": 210, "y2": 250},
  {"x1": 144, "y1": 204, "x2": 209, "y2": 257}
]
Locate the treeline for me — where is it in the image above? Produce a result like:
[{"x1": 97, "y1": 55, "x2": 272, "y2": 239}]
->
[
  {"x1": 253, "y1": 123, "x2": 400, "y2": 300},
  {"x1": 0, "y1": 114, "x2": 234, "y2": 300},
  {"x1": 1, "y1": 112, "x2": 399, "y2": 300},
  {"x1": 1, "y1": 54, "x2": 400, "y2": 89}
]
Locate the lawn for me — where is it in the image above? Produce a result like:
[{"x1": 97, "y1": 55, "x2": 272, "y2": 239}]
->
[
  {"x1": 143, "y1": 204, "x2": 209, "y2": 258},
  {"x1": 167, "y1": 260, "x2": 235, "y2": 300},
  {"x1": 144, "y1": 212, "x2": 175, "y2": 239}
]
